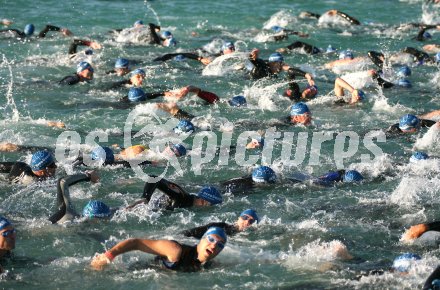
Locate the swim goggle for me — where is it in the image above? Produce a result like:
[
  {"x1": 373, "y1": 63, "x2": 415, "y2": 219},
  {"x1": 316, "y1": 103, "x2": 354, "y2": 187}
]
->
[{"x1": 206, "y1": 235, "x2": 225, "y2": 250}]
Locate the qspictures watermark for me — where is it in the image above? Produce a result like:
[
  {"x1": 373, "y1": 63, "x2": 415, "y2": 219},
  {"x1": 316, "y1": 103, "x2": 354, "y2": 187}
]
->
[{"x1": 54, "y1": 107, "x2": 386, "y2": 182}]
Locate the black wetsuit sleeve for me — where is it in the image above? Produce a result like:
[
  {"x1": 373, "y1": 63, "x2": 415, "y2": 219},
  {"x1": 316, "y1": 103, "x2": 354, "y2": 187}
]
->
[
  {"x1": 48, "y1": 173, "x2": 90, "y2": 224},
  {"x1": 142, "y1": 177, "x2": 194, "y2": 208},
  {"x1": 182, "y1": 222, "x2": 231, "y2": 239},
  {"x1": 425, "y1": 221, "x2": 440, "y2": 232},
  {"x1": 222, "y1": 175, "x2": 255, "y2": 194},
  {"x1": 248, "y1": 58, "x2": 271, "y2": 80},
  {"x1": 285, "y1": 41, "x2": 319, "y2": 55},
  {"x1": 68, "y1": 39, "x2": 91, "y2": 55},
  {"x1": 301, "y1": 11, "x2": 321, "y2": 19},
  {"x1": 38, "y1": 25, "x2": 61, "y2": 38},
  {"x1": 385, "y1": 123, "x2": 403, "y2": 135},
  {"x1": 148, "y1": 23, "x2": 162, "y2": 45},
  {"x1": 111, "y1": 160, "x2": 151, "y2": 167},
  {"x1": 110, "y1": 79, "x2": 132, "y2": 89},
  {"x1": 0, "y1": 29, "x2": 26, "y2": 38},
  {"x1": 287, "y1": 67, "x2": 307, "y2": 78},
  {"x1": 420, "y1": 119, "x2": 437, "y2": 128},
  {"x1": 402, "y1": 47, "x2": 431, "y2": 63},
  {"x1": 59, "y1": 74, "x2": 81, "y2": 86},
  {"x1": 154, "y1": 53, "x2": 201, "y2": 62},
  {"x1": 367, "y1": 51, "x2": 384, "y2": 68},
  {"x1": 336, "y1": 11, "x2": 361, "y2": 25},
  {"x1": 145, "y1": 91, "x2": 166, "y2": 100},
  {"x1": 0, "y1": 162, "x2": 15, "y2": 173},
  {"x1": 173, "y1": 109, "x2": 195, "y2": 121},
  {"x1": 8, "y1": 162, "x2": 36, "y2": 183},
  {"x1": 423, "y1": 265, "x2": 440, "y2": 290},
  {"x1": 372, "y1": 72, "x2": 394, "y2": 88}
]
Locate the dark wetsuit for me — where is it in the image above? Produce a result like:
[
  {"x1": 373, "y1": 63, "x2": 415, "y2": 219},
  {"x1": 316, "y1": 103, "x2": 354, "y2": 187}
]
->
[
  {"x1": 284, "y1": 67, "x2": 311, "y2": 101},
  {"x1": 335, "y1": 11, "x2": 361, "y2": 25},
  {"x1": 68, "y1": 39, "x2": 93, "y2": 55},
  {"x1": 72, "y1": 155, "x2": 151, "y2": 168},
  {"x1": 246, "y1": 57, "x2": 272, "y2": 80},
  {"x1": 414, "y1": 25, "x2": 439, "y2": 41},
  {"x1": 182, "y1": 222, "x2": 238, "y2": 239},
  {"x1": 402, "y1": 47, "x2": 434, "y2": 64},
  {"x1": 222, "y1": 175, "x2": 255, "y2": 194},
  {"x1": 313, "y1": 170, "x2": 345, "y2": 186},
  {"x1": 59, "y1": 74, "x2": 82, "y2": 85},
  {"x1": 48, "y1": 174, "x2": 90, "y2": 224},
  {"x1": 386, "y1": 119, "x2": 437, "y2": 136},
  {"x1": 0, "y1": 161, "x2": 40, "y2": 184},
  {"x1": 156, "y1": 242, "x2": 203, "y2": 272},
  {"x1": 423, "y1": 265, "x2": 440, "y2": 290},
  {"x1": 283, "y1": 41, "x2": 321, "y2": 55},
  {"x1": 142, "y1": 176, "x2": 195, "y2": 210},
  {"x1": 38, "y1": 25, "x2": 62, "y2": 38},
  {"x1": 0, "y1": 29, "x2": 26, "y2": 38}
]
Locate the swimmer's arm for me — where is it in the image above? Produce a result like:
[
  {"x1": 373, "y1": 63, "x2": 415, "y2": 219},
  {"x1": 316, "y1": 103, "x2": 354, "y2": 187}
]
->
[
  {"x1": 0, "y1": 143, "x2": 52, "y2": 153},
  {"x1": 91, "y1": 238, "x2": 182, "y2": 270},
  {"x1": 335, "y1": 10, "x2": 361, "y2": 25},
  {"x1": 141, "y1": 178, "x2": 160, "y2": 201},
  {"x1": 148, "y1": 23, "x2": 162, "y2": 45},
  {"x1": 68, "y1": 39, "x2": 101, "y2": 55},
  {"x1": 418, "y1": 110, "x2": 440, "y2": 120},
  {"x1": 402, "y1": 223, "x2": 429, "y2": 241},
  {"x1": 38, "y1": 25, "x2": 72, "y2": 38},
  {"x1": 0, "y1": 162, "x2": 15, "y2": 173}
]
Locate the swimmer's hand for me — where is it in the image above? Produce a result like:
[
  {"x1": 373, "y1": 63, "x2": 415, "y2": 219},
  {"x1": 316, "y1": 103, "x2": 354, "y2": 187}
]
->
[
  {"x1": 200, "y1": 57, "x2": 211, "y2": 65},
  {"x1": 249, "y1": 48, "x2": 259, "y2": 61},
  {"x1": 350, "y1": 90, "x2": 362, "y2": 104},
  {"x1": 86, "y1": 170, "x2": 100, "y2": 183},
  {"x1": 90, "y1": 253, "x2": 111, "y2": 270},
  {"x1": 47, "y1": 121, "x2": 66, "y2": 128},
  {"x1": 1, "y1": 19, "x2": 13, "y2": 26},
  {"x1": 60, "y1": 28, "x2": 73, "y2": 37},
  {"x1": 0, "y1": 143, "x2": 19, "y2": 152},
  {"x1": 402, "y1": 224, "x2": 428, "y2": 241},
  {"x1": 89, "y1": 42, "x2": 102, "y2": 50}
]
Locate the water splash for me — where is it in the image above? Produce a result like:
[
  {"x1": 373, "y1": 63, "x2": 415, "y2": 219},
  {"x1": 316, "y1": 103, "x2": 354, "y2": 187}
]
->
[
  {"x1": 143, "y1": 0, "x2": 161, "y2": 26},
  {"x1": 2, "y1": 54, "x2": 20, "y2": 122}
]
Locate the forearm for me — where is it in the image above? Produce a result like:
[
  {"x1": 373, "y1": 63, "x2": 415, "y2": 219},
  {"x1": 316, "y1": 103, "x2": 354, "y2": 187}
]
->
[
  {"x1": 38, "y1": 24, "x2": 61, "y2": 38},
  {"x1": 68, "y1": 39, "x2": 91, "y2": 54},
  {"x1": 334, "y1": 78, "x2": 354, "y2": 97}
]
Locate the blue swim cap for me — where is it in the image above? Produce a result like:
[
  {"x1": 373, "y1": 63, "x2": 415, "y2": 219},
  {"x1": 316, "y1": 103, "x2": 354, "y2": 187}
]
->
[
  {"x1": 91, "y1": 146, "x2": 115, "y2": 164},
  {"x1": 356, "y1": 90, "x2": 366, "y2": 100},
  {"x1": 24, "y1": 24, "x2": 35, "y2": 36},
  {"x1": 435, "y1": 52, "x2": 440, "y2": 63},
  {"x1": 203, "y1": 226, "x2": 227, "y2": 243},
  {"x1": 290, "y1": 102, "x2": 310, "y2": 116},
  {"x1": 339, "y1": 50, "x2": 354, "y2": 60},
  {"x1": 128, "y1": 87, "x2": 146, "y2": 102},
  {"x1": 115, "y1": 58, "x2": 129, "y2": 69},
  {"x1": 326, "y1": 45, "x2": 336, "y2": 53},
  {"x1": 171, "y1": 143, "x2": 187, "y2": 157},
  {"x1": 82, "y1": 200, "x2": 111, "y2": 219},
  {"x1": 397, "y1": 79, "x2": 412, "y2": 88},
  {"x1": 134, "y1": 20, "x2": 144, "y2": 26},
  {"x1": 268, "y1": 52, "x2": 284, "y2": 63},
  {"x1": 410, "y1": 151, "x2": 429, "y2": 162},
  {"x1": 271, "y1": 26, "x2": 284, "y2": 33},
  {"x1": 84, "y1": 49, "x2": 94, "y2": 55},
  {"x1": 173, "y1": 120, "x2": 195, "y2": 134},
  {"x1": 396, "y1": 66, "x2": 411, "y2": 78},
  {"x1": 228, "y1": 95, "x2": 247, "y2": 107},
  {"x1": 174, "y1": 54, "x2": 186, "y2": 61},
  {"x1": 423, "y1": 31, "x2": 432, "y2": 39},
  {"x1": 240, "y1": 209, "x2": 259, "y2": 224},
  {"x1": 399, "y1": 114, "x2": 420, "y2": 131},
  {"x1": 131, "y1": 68, "x2": 146, "y2": 77},
  {"x1": 0, "y1": 216, "x2": 12, "y2": 231},
  {"x1": 343, "y1": 170, "x2": 364, "y2": 182},
  {"x1": 392, "y1": 253, "x2": 421, "y2": 272},
  {"x1": 161, "y1": 31, "x2": 172, "y2": 39},
  {"x1": 30, "y1": 150, "x2": 55, "y2": 171},
  {"x1": 222, "y1": 41, "x2": 235, "y2": 51},
  {"x1": 252, "y1": 166, "x2": 277, "y2": 183},
  {"x1": 197, "y1": 186, "x2": 222, "y2": 205},
  {"x1": 77, "y1": 61, "x2": 94, "y2": 73},
  {"x1": 164, "y1": 37, "x2": 177, "y2": 47}
]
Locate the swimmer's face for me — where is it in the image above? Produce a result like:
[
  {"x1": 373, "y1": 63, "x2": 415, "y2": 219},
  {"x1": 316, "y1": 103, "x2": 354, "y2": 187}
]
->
[
  {"x1": 115, "y1": 67, "x2": 130, "y2": 76},
  {"x1": 32, "y1": 163, "x2": 57, "y2": 178},
  {"x1": 223, "y1": 47, "x2": 235, "y2": 55},
  {"x1": 237, "y1": 214, "x2": 256, "y2": 231},
  {"x1": 79, "y1": 68, "x2": 94, "y2": 80},
  {"x1": 246, "y1": 139, "x2": 261, "y2": 149},
  {"x1": 268, "y1": 61, "x2": 283, "y2": 73},
  {"x1": 130, "y1": 74, "x2": 145, "y2": 87},
  {"x1": 0, "y1": 226, "x2": 16, "y2": 251},
  {"x1": 197, "y1": 234, "x2": 225, "y2": 263},
  {"x1": 401, "y1": 127, "x2": 419, "y2": 134},
  {"x1": 290, "y1": 113, "x2": 311, "y2": 125}
]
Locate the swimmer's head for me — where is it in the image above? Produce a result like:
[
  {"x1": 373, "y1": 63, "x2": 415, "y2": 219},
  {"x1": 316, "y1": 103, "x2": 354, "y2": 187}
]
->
[
  {"x1": 398, "y1": 114, "x2": 420, "y2": 133},
  {"x1": 397, "y1": 66, "x2": 411, "y2": 78},
  {"x1": 163, "y1": 37, "x2": 177, "y2": 47},
  {"x1": 326, "y1": 45, "x2": 337, "y2": 53},
  {"x1": 0, "y1": 216, "x2": 12, "y2": 231},
  {"x1": 24, "y1": 24, "x2": 35, "y2": 36},
  {"x1": 115, "y1": 58, "x2": 129, "y2": 69},
  {"x1": 246, "y1": 136, "x2": 264, "y2": 149},
  {"x1": 203, "y1": 227, "x2": 227, "y2": 243},
  {"x1": 173, "y1": 120, "x2": 195, "y2": 134},
  {"x1": 240, "y1": 209, "x2": 259, "y2": 224},
  {"x1": 167, "y1": 143, "x2": 187, "y2": 157},
  {"x1": 410, "y1": 151, "x2": 429, "y2": 163},
  {"x1": 131, "y1": 68, "x2": 146, "y2": 78},
  {"x1": 392, "y1": 253, "x2": 421, "y2": 273},
  {"x1": 91, "y1": 146, "x2": 115, "y2": 164},
  {"x1": 252, "y1": 165, "x2": 277, "y2": 183},
  {"x1": 222, "y1": 41, "x2": 235, "y2": 54},
  {"x1": 161, "y1": 31, "x2": 173, "y2": 39},
  {"x1": 397, "y1": 79, "x2": 412, "y2": 88},
  {"x1": 271, "y1": 26, "x2": 284, "y2": 33},
  {"x1": 290, "y1": 102, "x2": 311, "y2": 125},
  {"x1": 228, "y1": 95, "x2": 247, "y2": 107},
  {"x1": 30, "y1": 150, "x2": 55, "y2": 172},
  {"x1": 197, "y1": 186, "x2": 222, "y2": 205},
  {"x1": 339, "y1": 50, "x2": 354, "y2": 60},
  {"x1": 128, "y1": 87, "x2": 146, "y2": 102},
  {"x1": 343, "y1": 170, "x2": 364, "y2": 182},
  {"x1": 77, "y1": 61, "x2": 94, "y2": 74},
  {"x1": 82, "y1": 200, "x2": 111, "y2": 219},
  {"x1": 268, "y1": 52, "x2": 284, "y2": 63},
  {"x1": 133, "y1": 20, "x2": 144, "y2": 27}
]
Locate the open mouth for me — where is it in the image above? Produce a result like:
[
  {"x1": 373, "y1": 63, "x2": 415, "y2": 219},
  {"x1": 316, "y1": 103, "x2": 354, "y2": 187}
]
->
[{"x1": 206, "y1": 248, "x2": 213, "y2": 256}]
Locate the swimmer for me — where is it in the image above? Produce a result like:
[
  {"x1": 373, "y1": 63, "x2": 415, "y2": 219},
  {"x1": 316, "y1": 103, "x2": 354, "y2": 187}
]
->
[
  {"x1": 0, "y1": 23, "x2": 72, "y2": 39},
  {"x1": 402, "y1": 220, "x2": 440, "y2": 242},
  {"x1": 320, "y1": 10, "x2": 361, "y2": 25},
  {"x1": 289, "y1": 102, "x2": 312, "y2": 125},
  {"x1": 68, "y1": 39, "x2": 101, "y2": 56},
  {"x1": 37, "y1": 24, "x2": 72, "y2": 38},
  {"x1": 0, "y1": 216, "x2": 17, "y2": 273},
  {"x1": 356, "y1": 253, "x2": 422, "y2": 279},
  {"x1": 110, "y1": 68, "x2": 146, "y2": 89},
  {"x1": 222, "y1": 165, "x2": 277, "y2": 193},
  {"x1": 277, "y1": 41, "x2": 321, "y2": 55},
  {"x1": 160, "y1": 30, "x2": 177, "y2": 47},
  {"x1": 59, "y1": 61, "x2": 94, "y2": 85},
  {"x1": 386, "y1": 113, "x2": 437, "y2": 135},
  {"x1": 290, "y1": 169, "x2": 364, "y2": 186},
  {"x1": 90, "y1": 226, "x2": 227, "y2": 272},
  {"x1": 264, "y1": 26, "x2": 309, "y2": 42},
  {"x1": 283, "y1": 69, "x2": 317, "y2": 101},
  {"x1": 333, "y1": 77, "x2": 366, "y2": 105},
  {"x1": 0, "y1": 150, "x2": 57, "y2": 184},
  {"x1": 246, "y1": 50, "x2": 292, "y2": 80},
  {"x1": 106, "y1": 58, "x2": 131, "y2": 76},
  {"x1": 71, "y1": 146, "x2": 152, "y2": 168},
  {"x1": 182, "y1": 209, "x2": 259, "y2": 239}
]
